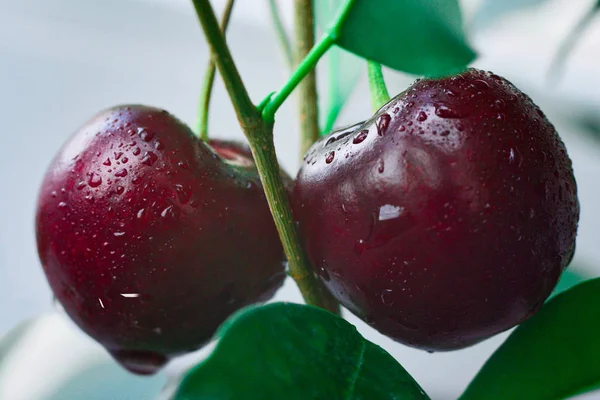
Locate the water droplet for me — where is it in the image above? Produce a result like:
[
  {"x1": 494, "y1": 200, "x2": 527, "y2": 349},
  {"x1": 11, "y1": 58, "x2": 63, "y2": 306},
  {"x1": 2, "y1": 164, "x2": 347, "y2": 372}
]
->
[
  {"x1": 497, "y1": 113, "x2": 505, "y2": 121},
  {"x1": 456, "y1": 123, "x2": 465, "y2": 131},
  {"x1": 51, "y1": 191, "x2": 57, "y2": 198},
  {"x1": 376, "y1": 113, "x2": 391, "y2": 135},
  {"x1": 121, "y1": 157, "x2": 129, "y2": 164},
  {"x1": 142, "y1": 152, "x2": 158, "y2": 166},
  {"x1": 88, "y1": 173, "x2": 102, "y2": 187},
  {"x1": 120, "y1": 293, "x2": 140, "y2": 298},
  {"x1": 378, "y1": 204, "x2": 403, "y2": 221},
  {"x1": 103, "y1": 158, "x2": 112, "y2": 166},
  {"x1": 161, "y1": 205, "x2": 174, "y2": 218},
  {"x1": 116, "y1": 186, "x2": 125, "y2": 195},
  {"x1": 114, "y1": 152, "x2": 123, "y2": 160},
  {"x1": 381, "y1": 289, "x2": 395, "y2": 306},
  {"x1": 110, "y1": 349, "x2": 168, "y2": 375},
  {"x1": 325, "y1": 151, "x2": 335, "y2": 164},
  {"x1": 132, "y1": 147, "x2": 141, "y2": 156},
  {"x1": 440, "y1": 130, "x2": 450, "y2": 137},
  {"x1": 398, "y1": 125, "x2": 406, "y2": 132},
  {"x1": 58, "y1": 201, "x2": 67, "y2": 208},
  {"x1": 444, "y1": 89, "x2": 456, "y2": 97},
  {"x1": 77, "y1": 181, "x2": 87, "y2": 190},
  {"x1": 378, "y1": 159, "x2": 385, "y2": 173},
  {"x1": 435, "y1": 105, "x2": 461, "y2": 119},
  {"x1": 138, "y1": 128, "x2": 154, "y2": 142},
  {"x1": 353, "y1": 130, "x2": 369, "y2": 144},
  {"x1": 114, "y1": 231, "x2": 125, "y2": 237},
  {"x1": 417, "y1": 111, "x2": 428, "y2": 122},
  {"x1": 137, "y1": 208, "x2": 145, "y2": 219},
  {"x1": 155, "y1": 141, "x2": 164, "y2": 150},
  {"x1": 115, "y1": 168, "x2": 128, "y2": 177},
  {"x1": 473, "y1": 79, "x2": 490, "y2": 90}
]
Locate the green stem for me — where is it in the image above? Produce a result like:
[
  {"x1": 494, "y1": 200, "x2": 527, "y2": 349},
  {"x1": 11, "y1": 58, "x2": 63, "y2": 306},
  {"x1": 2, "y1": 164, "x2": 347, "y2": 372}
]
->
[
  {"x1": 268, "y1": 0, "x2": 294, "y2": 69},
  {"x1": 247, "y1": 129, "x2": 339, "y2": 314},
  {"x1": 192, "y1": 0, "x2": 260, "y2": 128},
  {"x1": 261, "y1": 0, "x2": 356, "y2": 123},
  {"x1": 294, "y1": 0, "x2": 320, "y2": 159},
  {"x1": 191, "y1": 0, "x2": 339, "y2": 314},
  {"x1": 197, "y1": 0, "x2": 236, "y2": 141},
  {"x1": 367, "y1": 60, "x2": 390, "y2": 112}
]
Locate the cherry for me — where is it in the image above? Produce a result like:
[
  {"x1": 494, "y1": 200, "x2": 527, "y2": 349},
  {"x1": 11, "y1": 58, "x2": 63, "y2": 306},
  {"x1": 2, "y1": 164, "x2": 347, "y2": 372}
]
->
[
  {"x1": 293, "y1": 69, "x2": 579, "y2": 351},
  {"x1": 36, "y1": 105, "x2": 286, "y2": 374}
]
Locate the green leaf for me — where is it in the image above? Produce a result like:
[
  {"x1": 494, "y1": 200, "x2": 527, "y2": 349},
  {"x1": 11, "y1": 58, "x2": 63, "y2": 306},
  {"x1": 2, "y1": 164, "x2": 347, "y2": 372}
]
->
[
  {"x1": 460, "y1": 277, "x2": 600, "y2": 400},
  {"x1": 335, "y1": 0, "x2": 476, "y2": 77},
  {"x1": 174, "y1": 303, "x2": 429, "y2": 400},
  {"x1": 315, "y1": 0, "x2": 364, "y2": 134},
  {"x1": 550, "y1": 267, "x2": 590, "y2": 299}
]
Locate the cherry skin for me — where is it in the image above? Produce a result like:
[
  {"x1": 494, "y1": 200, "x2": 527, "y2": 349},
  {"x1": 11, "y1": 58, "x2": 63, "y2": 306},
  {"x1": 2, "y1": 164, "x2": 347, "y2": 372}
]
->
[
  {"x1": 36, "y1": 105, "x2": 286, "y2": 374},
  {"x1": 293, "y1": 69, "x2": 579, "y2": 351}
]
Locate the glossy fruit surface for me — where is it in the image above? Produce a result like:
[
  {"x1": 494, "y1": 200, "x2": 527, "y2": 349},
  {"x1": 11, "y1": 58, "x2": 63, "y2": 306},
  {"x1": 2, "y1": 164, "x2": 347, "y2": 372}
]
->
[
  {"x1": 293, "y1": 69, "x2": 579, "y2": 351},
  {"x1": 36, "y1": 105, "x2": 286, "y2": 374}
]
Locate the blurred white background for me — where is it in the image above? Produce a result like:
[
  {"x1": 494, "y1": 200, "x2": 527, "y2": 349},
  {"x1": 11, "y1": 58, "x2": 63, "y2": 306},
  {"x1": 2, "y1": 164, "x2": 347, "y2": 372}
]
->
[{"x1": 1, "y1": 0, "x2": 600, "y2": 398}]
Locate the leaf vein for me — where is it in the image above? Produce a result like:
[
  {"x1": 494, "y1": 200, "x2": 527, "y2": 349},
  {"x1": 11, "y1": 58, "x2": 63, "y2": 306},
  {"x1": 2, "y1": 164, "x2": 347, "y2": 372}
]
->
[{"x1": 346, "y1": 340, "x2": 366, "y2": 400}]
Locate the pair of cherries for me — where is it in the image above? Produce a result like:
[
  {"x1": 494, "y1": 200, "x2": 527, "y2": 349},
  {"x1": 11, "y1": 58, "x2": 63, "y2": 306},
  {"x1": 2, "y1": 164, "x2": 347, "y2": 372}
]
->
[{"x1": 36, "y1": 69, "x2": 578, "y2": 374}]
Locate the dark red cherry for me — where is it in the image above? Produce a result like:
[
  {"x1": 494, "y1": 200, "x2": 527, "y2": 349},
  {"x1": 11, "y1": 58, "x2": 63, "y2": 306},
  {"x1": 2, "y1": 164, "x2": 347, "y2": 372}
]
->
[
  {"x1": 293, "y1": 69, "x2": 579, "y2": 351},
  {"x1": 36, "y1": 105, "x2": 286, "y2": 374}
]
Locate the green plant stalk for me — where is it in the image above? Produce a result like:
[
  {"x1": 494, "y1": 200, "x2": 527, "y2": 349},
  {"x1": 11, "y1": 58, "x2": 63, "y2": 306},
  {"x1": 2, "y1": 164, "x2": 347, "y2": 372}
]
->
[
  {"x1": 294, "y1": 0, "x2": 320, "y2": 159},
  {"x1": 268, "y1": 0, "x2": 294, "y2": 69},
  {"x1": 261, "y1": 0, "x2": 356, "y2": 122},
  {"x1": 191, "y1": 0, "x2": 339, "y2": 314},
  {"x1": 197, "y1": 0, "x2": 236, "y2": 140},
  {"x1": 247, "y1": 130, "x2": 339, "y2": 313},
  {"x1": 192, "y1": 0, "x2": 258, "y2": 128},
  {"x1": 367, "y1": 60, "x2": 390, "y2": 112}
]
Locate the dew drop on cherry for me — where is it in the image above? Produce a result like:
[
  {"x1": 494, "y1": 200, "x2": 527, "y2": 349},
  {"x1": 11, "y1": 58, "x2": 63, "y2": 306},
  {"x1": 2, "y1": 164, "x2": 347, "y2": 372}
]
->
[
  {"x1": 109, "y1": 349, "x2": 168, "y2": 376},
  {"x1": 376, "y1": 114, "x2": 391, "y2": 136},
  {"x1": 325, "y1": 151, "x2": 335, "y2": 164},
  {"x1": 88, "y1": 173, "x2": 102, "y2": 187},
  {"x1": 353, "y1": 130, "x2": 369, "y2": 144}
]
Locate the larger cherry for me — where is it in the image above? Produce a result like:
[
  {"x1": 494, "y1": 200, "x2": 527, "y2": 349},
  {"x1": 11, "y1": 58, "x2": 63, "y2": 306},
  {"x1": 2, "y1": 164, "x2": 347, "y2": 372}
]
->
[
  {"x1": 293, "y1": 69, "x2": 579, "y2": 351},
  {"x1": 36, "y1": 105, "x2": 286, "y2": 374}
]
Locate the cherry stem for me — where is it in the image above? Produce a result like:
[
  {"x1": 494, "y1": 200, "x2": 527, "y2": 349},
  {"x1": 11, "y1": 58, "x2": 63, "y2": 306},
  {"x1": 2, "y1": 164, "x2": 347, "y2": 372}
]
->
[
  {"x1": 268, "y1": 0, "x2": 294, "y2": 69},
  {"x1": 191, "y1": 0, "x2": 339, "y2": 314},
  {"x1": 247, "y1": 129, "x2": 340, "y2": 314},
  {"x1": 367, "y1": 60, "x2": 390, "y2": 113},
  {"x1": 261, "y1": 0, "x2": 356, "y2": 123},
  {"x1": 197, "y1": 0, "x2": 236, "y2": 141},
  {"x1": 294, "y1": 0, "x2": 320, "y2": 160}
]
